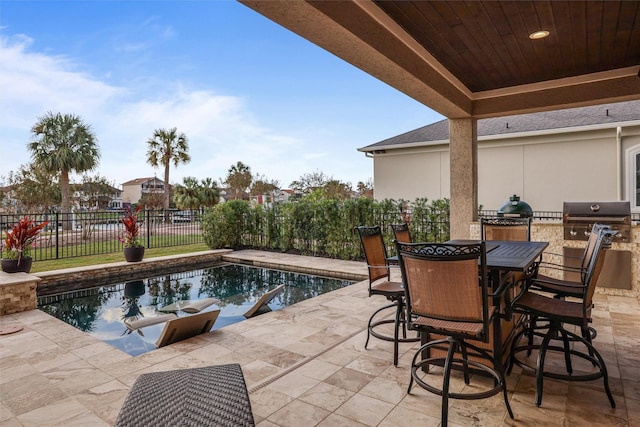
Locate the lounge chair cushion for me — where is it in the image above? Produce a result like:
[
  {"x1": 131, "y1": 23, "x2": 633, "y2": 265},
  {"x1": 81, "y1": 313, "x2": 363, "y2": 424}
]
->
[
  {"x1": 159, "y1": 298, "x2": 219, "y2": 313},
  {"x1": 125, "y1": 313, "x2": 178, "y2": 331}
]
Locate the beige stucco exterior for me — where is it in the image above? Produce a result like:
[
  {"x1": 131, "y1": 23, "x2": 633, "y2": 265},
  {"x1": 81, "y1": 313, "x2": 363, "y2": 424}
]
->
[
  {"x1": 371, "y1": 124, "x2": 640, "y2": 213},
  {"x1": 121, "y1": 177, "x2": 166, "y2": 205}
]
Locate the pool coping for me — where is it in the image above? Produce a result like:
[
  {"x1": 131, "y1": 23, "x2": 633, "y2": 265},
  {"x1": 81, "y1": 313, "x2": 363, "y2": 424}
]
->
[
  {"x1": 35, "y1": 249, "x2": 233, "y2": 294},
  {"x1": 1, "y1": 249, "x2": 369, "y2": 315}
]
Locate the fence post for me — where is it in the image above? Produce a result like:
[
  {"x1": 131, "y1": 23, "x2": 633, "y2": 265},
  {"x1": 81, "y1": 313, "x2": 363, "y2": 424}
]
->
[
  {"x1": 55, "y1": 212, "x2": 60, "y2": 259},
  {"x1": 146, "y1": 209, "x2": 151, "y2": 249}
]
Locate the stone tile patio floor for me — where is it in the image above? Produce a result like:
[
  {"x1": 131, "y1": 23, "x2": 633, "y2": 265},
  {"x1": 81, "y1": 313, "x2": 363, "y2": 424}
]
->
[{"x1": 0, "y1": 250, "x2": 638, "y2": 426}]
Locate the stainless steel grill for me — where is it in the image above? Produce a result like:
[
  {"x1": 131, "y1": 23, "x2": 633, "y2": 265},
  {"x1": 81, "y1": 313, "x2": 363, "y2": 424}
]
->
[{"x1": 562, "y1": 201, "x2": 631, "y2": 242}]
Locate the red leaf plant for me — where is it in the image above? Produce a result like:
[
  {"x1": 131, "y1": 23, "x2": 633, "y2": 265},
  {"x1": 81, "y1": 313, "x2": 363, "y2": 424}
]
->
[
  {"x1": 2, "y1": 216, "x2": 49, "y2": 265},
  {"x1": 119, "y1": 205, "x2": 144, "y2": 248}
]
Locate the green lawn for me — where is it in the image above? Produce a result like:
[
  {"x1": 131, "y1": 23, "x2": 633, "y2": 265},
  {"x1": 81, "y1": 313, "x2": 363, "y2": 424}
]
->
[{"x1": 30, "y1": 243, "x2": 211, "y2": 273}]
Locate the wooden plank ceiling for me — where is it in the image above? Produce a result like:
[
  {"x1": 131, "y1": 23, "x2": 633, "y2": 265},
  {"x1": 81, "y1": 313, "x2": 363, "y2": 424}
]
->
[
  {"x1": 375, "y1": 1, "x2": 640, "y2": 92},
  {"x1": 240, "y1": 0, "x2": 640, "y2": 119}
]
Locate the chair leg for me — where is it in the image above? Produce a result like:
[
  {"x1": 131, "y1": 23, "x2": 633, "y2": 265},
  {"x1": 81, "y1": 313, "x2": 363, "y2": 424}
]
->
[
  {"x1": 365, "y1": 302, "x2": 395, "y2": 349},
  {"x1": 591, "y1": 347, "x2": 616, "y2": 409},
  {"x1": 558, "y1": 327, "x2": 573, "y2": 374},
  {"x1": 535, "y1": 324, "x2": 556, "y2": 407},
  {"x1": 441, "y1": 339, "x2": 457, "y2": 427},
  {"x1": 570, "y1": 329, "x2": 616, "y2": 409},
  {"x1": 497, "y1": 360, "x2": 515, "y2": 420},
  {"x1": 527, "y1": 314, "x2": 537, "y2": 356},
  {"x1": 400, "y1": 306, "x2": 408, "y2": 340},
  {"x1": 393, "y1": 300, "x2": 402, "y2": 366},
  {"x1": 582, "y1": 325, "x2": 598, "y2": 366},
  {"x1": 459, "y1": 342, "x2": 471, "y2": 385}
]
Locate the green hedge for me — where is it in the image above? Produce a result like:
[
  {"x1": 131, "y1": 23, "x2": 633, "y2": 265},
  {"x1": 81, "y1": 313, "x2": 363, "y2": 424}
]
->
[{"x1": 201, "y1": 197, "x2": 450, "y2": 260}]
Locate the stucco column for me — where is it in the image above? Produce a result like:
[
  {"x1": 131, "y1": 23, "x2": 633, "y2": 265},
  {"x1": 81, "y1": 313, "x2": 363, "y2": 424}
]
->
[{"x1": 449, "y1": 118, "x2": 478, "y2": 239}]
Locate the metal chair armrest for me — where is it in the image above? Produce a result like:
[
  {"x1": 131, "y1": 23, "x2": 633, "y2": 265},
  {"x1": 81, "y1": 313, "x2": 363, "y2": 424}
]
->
[{"x1": 538, "y1": 261, "x2": 584, "y2": 273}]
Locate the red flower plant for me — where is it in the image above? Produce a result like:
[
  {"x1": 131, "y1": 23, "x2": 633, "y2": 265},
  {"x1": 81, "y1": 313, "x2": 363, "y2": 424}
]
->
[
  {"x1": 2, "y1": 216, "x2": 49, "y2": 265},
  {"x1": 119, "y1": 205, "x2": 144, "y2": 248}
]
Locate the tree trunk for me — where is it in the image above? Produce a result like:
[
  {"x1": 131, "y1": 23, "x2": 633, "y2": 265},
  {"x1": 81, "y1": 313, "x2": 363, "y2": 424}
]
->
[
  {"x1": 60, "y1": 170, "x2": 72, "y2": 231},
  {"x1": 164, "y1": 165, "x2": 170, "y2": 223}
]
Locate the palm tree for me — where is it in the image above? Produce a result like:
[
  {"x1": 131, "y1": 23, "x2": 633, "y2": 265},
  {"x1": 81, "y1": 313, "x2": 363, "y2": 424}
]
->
[
  {"x1": 29, "y1": 112, "x2": 100, "y2": 229},
  {"x1": 199, "y1": 178, "x2": 220, "y2": 207},
  {"x1": 173, "y1": 177, "x2": 202, "y2": 212},
  {"x1": 146, "y1": 127, "x2": 191, "y2": 214},
  {"x1": 224, "y1": 161, "x2": 252, "y2": 200}
]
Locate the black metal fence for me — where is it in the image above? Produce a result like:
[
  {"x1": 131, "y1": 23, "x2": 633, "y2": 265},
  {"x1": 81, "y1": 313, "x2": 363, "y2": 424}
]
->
[
  {"x1": 4, "y1": 206, "x2": 636, "y2": 263},
  {"x1": 479, "y1": 210, "x2": 640, "y2": 224},
  {"x1": 0, "y1": 210, "x2": 204, "y2": 261}
]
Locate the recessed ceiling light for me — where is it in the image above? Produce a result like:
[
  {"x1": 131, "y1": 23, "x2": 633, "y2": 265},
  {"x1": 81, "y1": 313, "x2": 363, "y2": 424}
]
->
[{"x1": 529, "y1": 30, "x2": 550, "y2": 40}]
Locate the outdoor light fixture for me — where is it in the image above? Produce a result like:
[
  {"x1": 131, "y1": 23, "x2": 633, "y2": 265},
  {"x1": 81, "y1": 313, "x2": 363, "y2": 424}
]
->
[{"x1": 529, "y1": 30, "x2": 550, "y2": 40}]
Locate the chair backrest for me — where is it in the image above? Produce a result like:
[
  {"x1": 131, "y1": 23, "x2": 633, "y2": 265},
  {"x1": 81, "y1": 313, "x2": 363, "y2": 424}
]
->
[
  {"x1": 243, "y1": 284, "x2": 285, "y2": 318},
  {"x1": 156, "y1": 309, "x2": 220, "y2": 348},
  {"x1": 481, "y1": 217, "x2": 531, "y2": 241},
  {"x1": 579, "y1": 223, "x2": 610, "y2": 281},
  {"x1": 355, "y1": 226, "x2": 390, "y2": 288},
  {"x1": 390, "y1": 223, "x2": 412, "y2": 243},
  {"x1": 582, "y1": 227, "x2": 615, "y2": 315},
  {"x1": 396, "y1": 241, "x2": 491, "y2": 341}
]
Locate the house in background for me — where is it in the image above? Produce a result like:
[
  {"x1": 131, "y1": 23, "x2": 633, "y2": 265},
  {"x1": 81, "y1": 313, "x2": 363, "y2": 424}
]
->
[
  {"x1": 121, "y1": 177, "x2": 167, "y2": 205},
  {"x1": 71, "y1": 183, "x2": 122, "y2": 210},
  {"x1": 0, "y1": 186, "x2": 17, "y2": 213},
  {"x1": 359, "y1": 100, "x2": 640, "y2": 213}
]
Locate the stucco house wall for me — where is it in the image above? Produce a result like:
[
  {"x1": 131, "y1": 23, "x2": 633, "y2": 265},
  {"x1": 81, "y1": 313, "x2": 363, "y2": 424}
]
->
[
  {"x1": 121, "y1": 177, "x2": 166, "y2": 205},
  {"x1": 363, "y1": 102, "x2": 640, "y2": 213}
]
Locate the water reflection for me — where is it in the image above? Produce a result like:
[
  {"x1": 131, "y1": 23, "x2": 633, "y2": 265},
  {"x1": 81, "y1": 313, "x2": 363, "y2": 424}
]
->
[
  {"x1": 122, "y1": 281, "x2": 145, "y2": 323},
  {"x1": 38, "y1": 263, "x2": 353, "y2": 356}
]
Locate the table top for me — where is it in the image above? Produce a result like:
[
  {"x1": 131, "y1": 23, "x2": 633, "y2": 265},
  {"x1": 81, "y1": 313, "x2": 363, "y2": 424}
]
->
[{"x1": 447, "y1": 240, "x2": 548, "y2": 272}]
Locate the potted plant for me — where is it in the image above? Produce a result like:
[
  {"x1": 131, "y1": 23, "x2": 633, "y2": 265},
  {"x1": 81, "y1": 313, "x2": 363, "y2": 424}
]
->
[
  {"x1": 119, "y1": 205, "x2": 145, "y2": 262},
  {"x1": 1, "y1": 216, "x2": 49, "y2": 273}
]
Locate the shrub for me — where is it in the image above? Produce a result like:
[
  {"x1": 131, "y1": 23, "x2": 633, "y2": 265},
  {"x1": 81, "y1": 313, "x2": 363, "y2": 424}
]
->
[
  {"x1": 201, "y1": 200, "x2": 251, "y2": 249},
  {"x1": 200, "y1": 197, "x2": 450, "y2": 258}
]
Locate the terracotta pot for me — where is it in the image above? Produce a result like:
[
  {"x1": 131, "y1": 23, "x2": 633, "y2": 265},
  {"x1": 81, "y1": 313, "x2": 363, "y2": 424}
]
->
[
  {"x1": 1, "y1": 257, "x2": 33, "y2": 273},
  {"x1": 123, "y1": 246, "x2": 145, "y2": 262}
]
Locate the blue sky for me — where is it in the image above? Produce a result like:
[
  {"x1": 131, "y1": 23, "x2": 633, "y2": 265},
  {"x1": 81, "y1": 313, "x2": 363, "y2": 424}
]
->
[{"x1": 0, "y1": 0, "x2": 443, "y2": 189}]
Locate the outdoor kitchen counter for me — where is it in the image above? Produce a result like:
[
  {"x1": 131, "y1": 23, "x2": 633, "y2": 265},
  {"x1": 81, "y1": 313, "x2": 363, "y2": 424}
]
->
[{"x1": 470, "y1": 222, "x2": 639, "y2": 298}]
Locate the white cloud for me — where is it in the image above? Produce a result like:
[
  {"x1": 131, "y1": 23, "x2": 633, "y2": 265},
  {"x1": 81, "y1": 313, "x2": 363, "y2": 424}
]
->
[
  {"x1": 0, "y1": 34, "x2": 331, "y2": 188},
  {"x1": 0, "y1": 29, "x2": 376, "y2": 186}
]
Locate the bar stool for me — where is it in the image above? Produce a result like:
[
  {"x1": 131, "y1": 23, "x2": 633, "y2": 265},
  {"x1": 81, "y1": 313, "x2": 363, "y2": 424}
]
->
[
  {"x1": 396, "y1": 241, "x2": 513, "y2": 427},
  {"x1": 509, "y1": 227, "x2": 616, "y2": 408},
  {"x1": 355, "y1": 225, "x2": 419, "y2": 366}
]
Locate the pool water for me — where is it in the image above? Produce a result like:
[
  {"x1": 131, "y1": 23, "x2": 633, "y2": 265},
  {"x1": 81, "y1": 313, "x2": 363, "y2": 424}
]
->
[{"x1": 38, "y1": 263, "x2": 354, "y2": 356}]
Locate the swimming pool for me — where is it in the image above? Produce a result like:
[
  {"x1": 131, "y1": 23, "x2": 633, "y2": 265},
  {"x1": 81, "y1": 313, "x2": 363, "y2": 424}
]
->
[{"x1": 37, "y1": 263, "x2": 354, "y2": 356}]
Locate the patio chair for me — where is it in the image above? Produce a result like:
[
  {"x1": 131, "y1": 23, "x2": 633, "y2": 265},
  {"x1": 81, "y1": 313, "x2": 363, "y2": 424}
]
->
[
  {"x1": 355, "y1": 225, "x2": 419, "y2": 366},
  {"x1": 388, "y1": 223, "x2": 411, "y2": 265},
  {"x1": 396, "y1": 241, "x2": 513, "y2": 427},
  {"x1": 508, "y1": 226, "x2": 616, "y2": 408},
  {"x1": 126, "y1": 310, "x2": 220, "y2": 348},
  {"x1": 480, "y1": 216, "x2": 532, "y2": 241},
  {"x1": 390, "y1": 222, "x2": 412, "y2": 243},
  {"x1": 525, "y1": 223, "x2": 611, "y2": 350},
  {"x1": 243, "y1": 284, "x2": 285, "y2": 318},
  {"x1": 530, "y1": 223, "x2": 609, "y2": 299}
]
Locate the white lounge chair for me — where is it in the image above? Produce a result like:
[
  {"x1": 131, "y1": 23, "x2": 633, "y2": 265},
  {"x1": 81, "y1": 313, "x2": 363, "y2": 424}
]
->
[
  {"x1": 158, "y1": 297, "x2": 219, "y2": 314},
  {"x1": 243, "y1": 284, "x2": 285, "y2": 318},
  {"x1": 125, "y1": 310, "x2": 220, "y2": 348}
]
